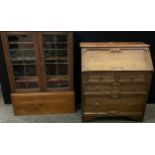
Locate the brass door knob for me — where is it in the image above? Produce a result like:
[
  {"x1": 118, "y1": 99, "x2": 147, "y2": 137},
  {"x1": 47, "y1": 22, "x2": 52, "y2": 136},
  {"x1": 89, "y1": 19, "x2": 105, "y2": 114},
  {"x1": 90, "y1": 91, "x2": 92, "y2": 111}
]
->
[
  {"x1": 109, "y1": 110, "x2": 119, "y2": 114},
  {"x1": 95, "y1": 86, "x2": 101, "y2": 91},
  {"x1": 129, "y1": 102, "x2": 135, "y2": 107},
  {"x1": 94, "y1": 102, "x2": 99, "y2": 106},
  {"x1": 111, "y1": 82, "x2": 120, "y2": 86}
]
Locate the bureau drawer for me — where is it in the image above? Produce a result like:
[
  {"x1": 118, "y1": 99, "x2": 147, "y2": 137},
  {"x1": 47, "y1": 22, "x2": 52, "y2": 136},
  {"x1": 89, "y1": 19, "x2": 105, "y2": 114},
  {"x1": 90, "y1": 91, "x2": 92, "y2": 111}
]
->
[
  {"x1": 83, "y1": 83, "x2": 148, "y2": 92},
  {"x1": 84, "y1": 95, "x2": 145, "y2": 114},
  {"x1": 83, "y1": 72, "x2": 115, "y2": 83},
  {"x1": 119, "y1": 73, "x2": 147, "y2": 83},
  {"x1": 82, "y1": 72, "x2": 148, "y2": 84}
]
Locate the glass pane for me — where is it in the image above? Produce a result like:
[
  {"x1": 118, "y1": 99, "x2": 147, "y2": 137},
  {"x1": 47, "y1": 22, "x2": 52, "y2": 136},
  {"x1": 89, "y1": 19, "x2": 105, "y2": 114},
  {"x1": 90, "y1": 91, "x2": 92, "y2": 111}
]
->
[
  {"x1": 15, "y1": 77, "x2": 38, "y2": 89},
  {"x1": 42, "y1": 34, "x2": 69, "y2": 89},
  {"x1": 46, "y1": 63, "x2": 57, "y2": 75},
  {"x1": 13, "y1": 65, "x2": 25, "y2": 76},
  {"x1": 23, "y1": 50, "x2": 35, "y2": 60},
  {"x1": 47, "y1": 76, "x2": 69, "y2": 89},
  {"x1": 7, "y1": 34, "x2": 38, "y2": 90},
  {"x1": 58, "y1": 64, "x2": 68, "y2": 75},
  {"x1": 45, "y1": 51, "x2": 56, "y2": 60},
  {"x1": 10, "y1": 50, "x2": 22, "y2": 60},
  {"x1": 57, "y1": 50, "x2": 67, "y2": 57},
  {"x1": 8, "y1": 35, "x2": 33, "y2": 42},
  {"x1": 43, "y1": 35, "x2": 67, "y2": 42},
  {"x1": 44, "y1": 43, "x2": 67, "y2": 49},
  {"x1": 13, "y1": 63, "x2": 36, "y2": 77},
  {"x1": 25, "y1": 65, "x2": 36, "y2": 76},
  {"x1": 9, "y1": 44, "x2": 34, "y2": 50}
]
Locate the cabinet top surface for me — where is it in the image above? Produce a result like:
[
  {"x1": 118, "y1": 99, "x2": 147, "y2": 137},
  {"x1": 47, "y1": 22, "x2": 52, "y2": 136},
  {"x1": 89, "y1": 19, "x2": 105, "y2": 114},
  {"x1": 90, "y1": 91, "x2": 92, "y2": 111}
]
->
[
  {"x1": 81, "y1": 43, "x2": 154, "y2": 72},
  {"x1": 80, "y1": 42, "x2": 150, "y2": 48}
]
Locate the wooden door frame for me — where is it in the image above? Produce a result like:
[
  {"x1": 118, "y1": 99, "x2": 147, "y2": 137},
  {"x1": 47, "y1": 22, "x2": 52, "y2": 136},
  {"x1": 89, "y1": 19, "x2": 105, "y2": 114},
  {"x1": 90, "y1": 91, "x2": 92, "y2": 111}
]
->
[
  {"x1": 1, "y1": 32, "x2": 43, "y2": 92},
  {"x1": 38, "y1": 32, "x2": 74, "y2": 91}
]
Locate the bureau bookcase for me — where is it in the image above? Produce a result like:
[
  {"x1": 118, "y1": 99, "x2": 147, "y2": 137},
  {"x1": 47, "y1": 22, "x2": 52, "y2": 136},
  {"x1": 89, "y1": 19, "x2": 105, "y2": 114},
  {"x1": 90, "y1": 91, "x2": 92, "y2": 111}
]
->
[
  {"x1": 1, "y1": 32, "x2": 75, "y2": 115},
  {"x1": 81, "y1": 42, "x2": 154, "y2": 121}
]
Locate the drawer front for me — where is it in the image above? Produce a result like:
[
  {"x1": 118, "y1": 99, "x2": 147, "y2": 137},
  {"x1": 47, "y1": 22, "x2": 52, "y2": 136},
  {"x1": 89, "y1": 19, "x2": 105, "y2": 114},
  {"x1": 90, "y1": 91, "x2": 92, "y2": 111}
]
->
[
  {"x1": 82, "y1": 72, "x2": 148, "y2": 84},
  {"x1": 118, "y1": 73, "x2": 147, "y2": 83},
  {"x1": 83, "y1": 83, "x2": 148, "y2": 92},
  {"x1": 84, "y1": 95, "x2": 145, "y2": 114},
  {"x1": 83, "y1": 72, "x2": 115, "y2": 83}
]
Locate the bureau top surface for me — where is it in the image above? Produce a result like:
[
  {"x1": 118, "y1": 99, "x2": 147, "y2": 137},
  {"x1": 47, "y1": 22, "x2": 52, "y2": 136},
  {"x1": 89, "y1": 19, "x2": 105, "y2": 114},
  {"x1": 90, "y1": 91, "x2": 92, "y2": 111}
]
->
[
  {"x1": 81, "y1": 43, "x2": 154, "y2": 72},
  {"x1": 80, "y1": 42, "x2": 150, "y2": 48}
]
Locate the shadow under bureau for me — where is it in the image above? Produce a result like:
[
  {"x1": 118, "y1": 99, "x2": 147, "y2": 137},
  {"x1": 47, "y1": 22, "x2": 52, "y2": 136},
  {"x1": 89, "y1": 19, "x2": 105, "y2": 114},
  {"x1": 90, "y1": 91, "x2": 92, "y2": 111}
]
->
[{"x1": 81, "y1": 42, "x2": 154, "y2": 122}]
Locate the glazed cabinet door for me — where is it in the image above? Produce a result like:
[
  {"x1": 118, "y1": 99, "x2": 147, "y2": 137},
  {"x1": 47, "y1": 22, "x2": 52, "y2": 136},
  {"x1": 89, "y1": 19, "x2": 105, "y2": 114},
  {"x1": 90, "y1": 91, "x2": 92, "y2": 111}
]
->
[
  {"x1": 39, "y1": 32, "x2": 73, "y2": 91},
  {"x1": 1, "y1": 32, "x2": 42, "y2": 92}
]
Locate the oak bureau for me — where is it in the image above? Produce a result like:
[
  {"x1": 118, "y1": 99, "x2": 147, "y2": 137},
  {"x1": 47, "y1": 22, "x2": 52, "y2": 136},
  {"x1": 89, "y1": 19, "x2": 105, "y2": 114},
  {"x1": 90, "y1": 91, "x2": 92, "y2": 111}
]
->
[{"x1": 81, "y1": 42, "x2": 154, "y2": 122}]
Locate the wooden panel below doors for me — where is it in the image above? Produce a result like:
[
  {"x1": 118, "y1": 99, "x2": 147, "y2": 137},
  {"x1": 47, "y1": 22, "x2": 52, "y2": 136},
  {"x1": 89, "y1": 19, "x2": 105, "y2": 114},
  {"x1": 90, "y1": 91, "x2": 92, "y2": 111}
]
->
[{"x1": 11, "y1": 91, "x2": 75, "y2": 115}]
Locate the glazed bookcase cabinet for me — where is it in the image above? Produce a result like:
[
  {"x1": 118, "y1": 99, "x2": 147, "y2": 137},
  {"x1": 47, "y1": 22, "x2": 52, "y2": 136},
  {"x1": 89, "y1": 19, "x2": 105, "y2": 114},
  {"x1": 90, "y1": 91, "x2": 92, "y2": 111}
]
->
[
  {"x1": 81, "y1": 42, "x2": 154, "y2": 122},
  {"x1": 1, "y1": 32, "x2": 75, "y2": 115}
]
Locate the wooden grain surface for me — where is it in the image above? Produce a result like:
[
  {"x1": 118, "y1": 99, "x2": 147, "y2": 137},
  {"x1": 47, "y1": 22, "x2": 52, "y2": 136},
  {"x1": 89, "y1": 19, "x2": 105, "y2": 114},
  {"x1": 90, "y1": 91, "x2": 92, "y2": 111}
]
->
[
  {"x1": 82, "y1": 48, "x2": 153, "y2": 71},
  {"x1": 80, "y1": 42, "x2": 150, "y2": 48},
  {"x1": 81, "y1": 42, "x2": 154, "y2": 122},
  {"x1": 12, "y1": 91, "x2": 75, "y2": 115}
]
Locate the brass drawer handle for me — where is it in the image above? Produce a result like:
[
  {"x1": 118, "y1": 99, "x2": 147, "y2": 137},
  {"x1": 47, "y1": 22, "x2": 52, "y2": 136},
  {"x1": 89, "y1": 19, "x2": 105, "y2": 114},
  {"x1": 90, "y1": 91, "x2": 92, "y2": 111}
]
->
[
  {"x1": 111, "y1": 67, "x2": 124, "y2": 70},
  {"x1": 111, "y1": 94, "x2": 120, "y2": 98},
  {"x1": 111, "y1": 90, "x2": 120, "y2": 98},
  {"x1": 111, "y1": 82, "x2": 120, "y2": 86},
  {"x1": 95, "y1": 86, "x2": 102, "y2": 90},
  {"x1": 110, "y1": 48, "x2": 121, "y2": 53},
  {"x1": 94, "y1": 102, "x2": 100, "y2": 106},
  {"x1": 129, "y1": 102, "x2": 135, "y2": 107},
  {"x1": 109, "y1": 110, "x2": 119, "y2": 114}
]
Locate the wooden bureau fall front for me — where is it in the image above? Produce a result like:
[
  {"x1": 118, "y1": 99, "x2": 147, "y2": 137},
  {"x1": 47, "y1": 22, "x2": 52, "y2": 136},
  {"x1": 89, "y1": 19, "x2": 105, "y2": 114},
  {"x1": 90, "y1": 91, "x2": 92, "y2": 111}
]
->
[{"x1": 81, "y1": 42, "x2": 154, "y2": 121}]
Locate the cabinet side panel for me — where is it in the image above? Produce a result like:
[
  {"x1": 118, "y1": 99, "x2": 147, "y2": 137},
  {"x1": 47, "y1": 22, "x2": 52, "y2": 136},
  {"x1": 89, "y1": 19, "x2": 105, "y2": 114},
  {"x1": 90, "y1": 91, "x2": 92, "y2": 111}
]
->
[{"x1": 0, "y1": 33, "x2": 12, "y2": 104}]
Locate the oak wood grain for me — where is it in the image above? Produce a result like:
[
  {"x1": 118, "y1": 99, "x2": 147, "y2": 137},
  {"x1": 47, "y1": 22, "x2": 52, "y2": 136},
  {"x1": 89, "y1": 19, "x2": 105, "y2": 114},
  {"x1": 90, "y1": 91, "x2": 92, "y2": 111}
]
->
[
  {"x1": 81, "y1": 42, "x2": 154, "y2": 122},
  {"x1": 12, "y1": 91, "x2": 75, "y2": 115}
]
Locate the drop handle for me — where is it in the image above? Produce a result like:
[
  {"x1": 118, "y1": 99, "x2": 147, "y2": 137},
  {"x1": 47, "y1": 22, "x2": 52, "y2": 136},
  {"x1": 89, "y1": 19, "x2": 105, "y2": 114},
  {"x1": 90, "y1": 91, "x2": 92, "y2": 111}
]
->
[
  {"x1": 110, "y1": 90, "x2": 120, "y2": 98},
  {"x1": 94, "y1": 102, "x2": 100, "y2": 106},
  {"x1": 111, "y1": 67, "x2": 124, "y2": 70},
  {"x1": 95, "y1": 86, "x2": 102, "y2": 90},
  {"x1": 110, "y1": 94, "x2": 120, "y2": 99},
  {"x1": 111, "y1": 82, "x2": 120, "y2": 86},
  {"x1": 129, "y1": 102, "x2": 135, "y2": 107},
  {"x1": 110, "y1": 48, "x2": 121, "y2": 53},
  {"x1": 109, "y1": 110, "x2": 119, "y2": 114}
]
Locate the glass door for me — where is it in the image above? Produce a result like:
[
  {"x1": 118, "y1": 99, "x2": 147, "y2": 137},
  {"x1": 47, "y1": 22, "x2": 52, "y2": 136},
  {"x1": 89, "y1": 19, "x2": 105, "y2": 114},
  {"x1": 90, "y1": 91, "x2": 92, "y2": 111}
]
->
[
  {"x1": 6, "y1": 33, "x2": 39, "y2": 91},
  {"x1": 41, "y1": 33, "x2": 70, "y2": 90}
]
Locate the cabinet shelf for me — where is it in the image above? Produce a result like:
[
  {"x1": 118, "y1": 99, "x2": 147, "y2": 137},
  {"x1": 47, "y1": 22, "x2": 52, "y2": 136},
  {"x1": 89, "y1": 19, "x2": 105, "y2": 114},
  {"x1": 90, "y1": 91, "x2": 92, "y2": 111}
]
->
[
  {"x1": 47, "y1": 76, "x2": 68, "y2": 82},
  {"x1": 15, "y1": 77, "x2": 38, "y2": 83},
  {"x1": 9, "y1": 42, "x2": 34, "y2": 44},
  {"x1": 44, "y1": 42, "x2": 67, "y2": 44},
  {"x1": 45, "y1": 57, "x2": 68, "y2": 61},
  {"x1": 44, "y1": 49, "x2": 67, "y2": 51},
  {"x1": 10, "y1": 49, "x2": 35, "y2": 51},
  {"x1": 45, "y1": 63, "x2": 68, "y2": 65},
  {"x1": 12, "y1": 58, "x2": 35, "y2": 61},
  {"x1": 13, "y1": 63, "x2": 36, "y2": 66}
]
